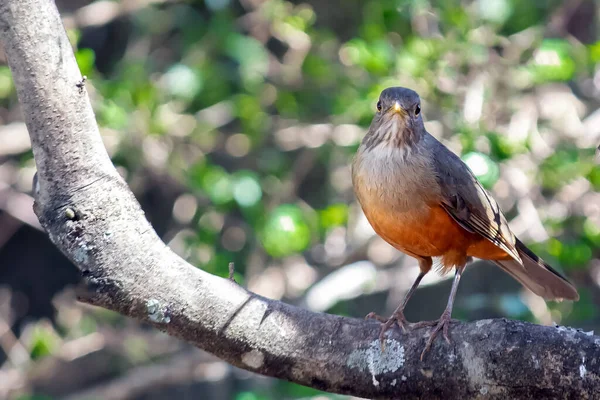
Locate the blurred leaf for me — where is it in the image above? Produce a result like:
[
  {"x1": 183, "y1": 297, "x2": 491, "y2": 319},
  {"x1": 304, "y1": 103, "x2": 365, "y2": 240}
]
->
[
  {"x1": 75, "y1": 48, "x2": 96, "y2": 77},
  {"x1": 201, "y1": 166, "x2": 234, "y2": 205},
  {"x1": 545, "y1": 238, "x2": 591, "y2": 270},
  {"x1": 303, "y1": 53, "x2": 334, "y2": 83},
  {"x1": 588, "y1": 40, "x2": 600, "y2": 64},
  {"x1": 342, "y1": 38, "x2": 394, "y2": 74},
  {"x1": 260, "y1": 204, "x2": 312, "y2": 257},
  {"x1": 225, "y1": 34, "x2": 269, "y2": 86},
  {"x1": 527, "y1": 39, "x2": 576, "y2": 83},
  {"x1": 235, "y1": 94, "x2": 270, "y2": 136},
  {"x1": 0, "y1": 66, "x2": 14, "y2": 99},
  {"x1": 478, "y1": 0, "x2": 512, "y2": 25},
  {"x1": 233, "y1": 171, "x2": 263, "y2": 208},
  {"x1": 587, "y1": 165, "x2": 600, "y2": 190},
  {"x1": 163, "y1": 63, "x2": 203, "y2": 100},
  {"x1": 98, "y1": 100, "x2": 129, "y2": 130},
  {"x1": 439, "y1": 1, "x2": 471, "y2": 34},
  {"x1": 583, "y1": 219, "x2": 600, "y2": 246},
  {"x1": 540, "y1": 148, "x2": 592, "y2": 190},
  {"x1": 319, "y1": 203, "x2": 349, "y2": 231},
  {"x1": 279, "y1": 380, "x2": 334, "y2": 398},
  {"x1": 487, "y1": 132, "x2": 527, "y2": 160},
  {"x1": 205, "y1": 251, "x2": 235, "y2": 276},
  {"x1": 67, "y1": 28, "x2": 81, "y2": 47},
  {"x1": 501, "y1": 0, "x2": 554, "y2": 34},
  {"x1": 235, "y1": 392, "x2": 270, "y2": 400},
  {"x1": 462, "y1": 152, "x2": 500, "y2": 189},
  {"x1": 29, "y1": 324, "x2": 60, "y2": 360}
]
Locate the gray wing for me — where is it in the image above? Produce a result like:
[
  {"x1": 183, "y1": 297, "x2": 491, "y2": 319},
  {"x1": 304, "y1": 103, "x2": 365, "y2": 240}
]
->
[{"x1": 426, "y1": 135, "x2": 522, "y2": 264}]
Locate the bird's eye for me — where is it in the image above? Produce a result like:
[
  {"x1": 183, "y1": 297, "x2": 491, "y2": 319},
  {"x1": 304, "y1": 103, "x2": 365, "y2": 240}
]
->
[
  {"x1": 376, "y1": 101, "x2": 382, "y2": 112},
  {"x1": 415, "y1": 104, "x2": 421, "y2": 116}
]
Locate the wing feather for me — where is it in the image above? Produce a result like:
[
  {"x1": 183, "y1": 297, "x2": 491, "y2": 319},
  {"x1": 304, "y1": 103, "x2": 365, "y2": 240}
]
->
[{"x1": 428, "y1": 136, "x2": 522, "y2": 264}]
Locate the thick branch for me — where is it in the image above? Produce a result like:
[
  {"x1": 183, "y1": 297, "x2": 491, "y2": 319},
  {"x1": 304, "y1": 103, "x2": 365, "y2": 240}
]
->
[{"x1": 0, "y1": 1, "x2": 598, "y2": 399}]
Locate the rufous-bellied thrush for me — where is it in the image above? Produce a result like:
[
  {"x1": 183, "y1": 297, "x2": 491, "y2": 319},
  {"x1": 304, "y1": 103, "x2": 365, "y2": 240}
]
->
[{"x1": 352, "y1": 87, "x2": 579, "y2": 359}]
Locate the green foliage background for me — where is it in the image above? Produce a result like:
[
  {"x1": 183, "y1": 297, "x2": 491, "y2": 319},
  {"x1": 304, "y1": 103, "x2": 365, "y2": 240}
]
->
[{"x1": 2, "y1": 0, "x2": 600, "y2": 398}]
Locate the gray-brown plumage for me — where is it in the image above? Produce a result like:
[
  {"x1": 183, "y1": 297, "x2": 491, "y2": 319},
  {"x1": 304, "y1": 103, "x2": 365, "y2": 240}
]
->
[{"x1": 352, "y1": 87, "x2": 578, "y2": 358}]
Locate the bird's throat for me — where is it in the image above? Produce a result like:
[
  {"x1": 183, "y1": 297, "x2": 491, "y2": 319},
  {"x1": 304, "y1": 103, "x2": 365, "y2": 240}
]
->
[{"x1": 362, "y1": 114, "x2": 420, "y2": 151}]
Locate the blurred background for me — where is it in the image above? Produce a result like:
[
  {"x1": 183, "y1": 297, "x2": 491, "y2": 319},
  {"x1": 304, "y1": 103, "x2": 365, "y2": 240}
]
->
[{"x1": 0, "y1": 0, "x2": 599, "y2": 398}]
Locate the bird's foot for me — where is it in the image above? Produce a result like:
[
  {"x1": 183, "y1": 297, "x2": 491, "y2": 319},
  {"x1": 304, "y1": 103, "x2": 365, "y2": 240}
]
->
[
  {"x1": 418, "y1": 311, "x2": 453, "y2": 361},
  {"x1": 365, "y1": 310, "x2": 409, "y2": 351}
]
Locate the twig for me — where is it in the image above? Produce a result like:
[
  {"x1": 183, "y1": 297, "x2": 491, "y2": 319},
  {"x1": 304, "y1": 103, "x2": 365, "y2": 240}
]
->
[{"x1": 228, "y1": 262, "x2": 236, "y2": 283}]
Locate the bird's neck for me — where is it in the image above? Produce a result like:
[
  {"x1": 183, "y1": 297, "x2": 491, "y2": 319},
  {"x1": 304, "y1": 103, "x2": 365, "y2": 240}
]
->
[
  {"x1": 352, "y1": 136, "x2": 437, "y2": 212},
  {"x1": 361, "y1": 121, "x2": 424, "y2": 153}
]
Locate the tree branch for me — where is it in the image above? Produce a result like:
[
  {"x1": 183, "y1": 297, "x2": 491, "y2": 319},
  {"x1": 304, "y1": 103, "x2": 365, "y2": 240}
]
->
[{"x1": 0, "y1": 1, "x2": 598, "y2": 398}]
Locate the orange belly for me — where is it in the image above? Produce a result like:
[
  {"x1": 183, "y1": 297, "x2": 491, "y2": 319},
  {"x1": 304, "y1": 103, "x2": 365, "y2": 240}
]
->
[{"x1": 363, "y1": 203, "x2": 511, "y2": 271}]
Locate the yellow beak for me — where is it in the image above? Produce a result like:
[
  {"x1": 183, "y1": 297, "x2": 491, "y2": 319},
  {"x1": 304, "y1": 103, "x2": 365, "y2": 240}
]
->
[{"x1": 392, "y1": 101, "x2": 406, "y2": 115}]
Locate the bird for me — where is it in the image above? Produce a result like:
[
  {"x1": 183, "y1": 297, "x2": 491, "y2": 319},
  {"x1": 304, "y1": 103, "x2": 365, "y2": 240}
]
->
[{"x1": 351, "y1": 86, "x2": 579, "y2": 359}]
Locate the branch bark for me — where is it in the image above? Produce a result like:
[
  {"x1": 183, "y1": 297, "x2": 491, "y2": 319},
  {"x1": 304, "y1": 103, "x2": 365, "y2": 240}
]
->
[{"x1": 0, "y1": 1, "x2": 598, "y2": 398}]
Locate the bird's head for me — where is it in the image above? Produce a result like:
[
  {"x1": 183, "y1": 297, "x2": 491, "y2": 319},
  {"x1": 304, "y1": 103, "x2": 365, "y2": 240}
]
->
[{"x1": 362, "y1": 87, "x2": 425, "y2": 151}]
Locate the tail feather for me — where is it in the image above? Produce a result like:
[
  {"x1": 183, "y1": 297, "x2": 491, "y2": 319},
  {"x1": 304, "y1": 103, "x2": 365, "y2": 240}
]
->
[{"x1": 494, "y1": 239, "x2": 579, "y2": 301}]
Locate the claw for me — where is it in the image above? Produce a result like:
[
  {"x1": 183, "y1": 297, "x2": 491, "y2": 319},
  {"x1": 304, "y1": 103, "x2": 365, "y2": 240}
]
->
[
  {"x1": 420, "y1": 312, "x2": 453, "y2": 361},
  {"x1": 366, "y1": 310, "x2": 410, "y2": 352},
  {"x1": 443, "y1": 321, "x2": 451, "y2": 344},
  {"x1": 365, "y1": 312, "x2": 387, "y2": 323}
]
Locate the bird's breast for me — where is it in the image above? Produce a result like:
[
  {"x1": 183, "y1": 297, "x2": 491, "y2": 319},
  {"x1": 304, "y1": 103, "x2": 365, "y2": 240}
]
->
[
  {"x1": 352, "y1": 142, "x2": 464, "y2": 260},
  {"x1": 352, "y1": 143, "x2": 441, "y2": 212}
]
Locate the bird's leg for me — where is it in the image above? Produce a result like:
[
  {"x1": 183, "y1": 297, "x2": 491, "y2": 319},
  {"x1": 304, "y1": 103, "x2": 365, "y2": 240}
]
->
[
  {"x1": 367, "y1": 270, "x2": 426, "y2": 326},
  {"x1": 419, "y1": 265, "x2": 465, "y2": 360},
  {"x1": 366, "y1": 270, "x2": 427, "y2": 350}
]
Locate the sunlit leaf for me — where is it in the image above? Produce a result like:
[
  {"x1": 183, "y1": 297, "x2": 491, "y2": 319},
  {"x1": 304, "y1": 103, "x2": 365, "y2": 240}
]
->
[
  {"x1": 233, "y1": 171, "x2": 263, "y2": 208},
  {"x1": 75, "y1": 48, "x2": 96, "y2": 77},
  {"x1": 98, "y1": 100, "x2": 129, "y2": 130},
  {"x1": 163, "y1": 64, "x2": 203, "y2": 100},
  {"x1": 261, "y1": 204, "x2": 311, "y2": 257},
  {"x1": 527, "y1": 39, "x2": 576, "y2": 83},
  {"x1": 201, "y1": 166, "x2": 234, "y2": 205},
  {"x1": 319, "y1": 203, "x2": 349, "y2": 231},
  {"x1": 28, "y1": 324, "x2": 60, "y2": 360},
  {"x1": 462, "y1": 152, "x2": 500, "y2": 189}
]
